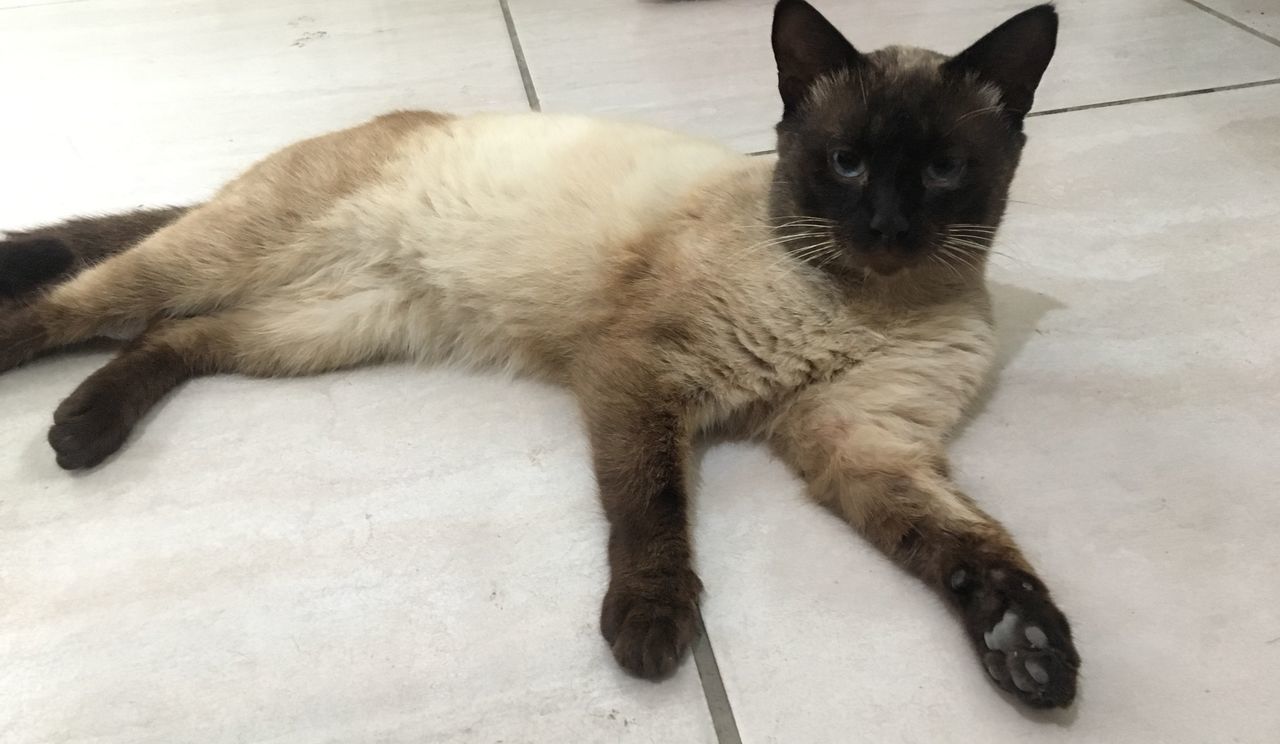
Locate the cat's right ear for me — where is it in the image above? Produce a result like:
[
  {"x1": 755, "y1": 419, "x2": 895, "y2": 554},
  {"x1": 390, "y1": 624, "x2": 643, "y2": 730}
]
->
[{"x1": 772, "y1": 0, "x2": 864, "y2": 118}]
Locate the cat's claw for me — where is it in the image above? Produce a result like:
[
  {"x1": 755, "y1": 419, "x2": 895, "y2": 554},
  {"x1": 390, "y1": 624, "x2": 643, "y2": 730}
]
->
[{"x1": 951, "y1": 565, "x2": 1080, "y2": 708}]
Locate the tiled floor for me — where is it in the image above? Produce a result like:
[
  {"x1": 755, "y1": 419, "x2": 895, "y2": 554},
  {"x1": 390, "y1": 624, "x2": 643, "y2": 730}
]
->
[{"x1": 2, "y1": 1, "x2": 1278, "y2": 743}]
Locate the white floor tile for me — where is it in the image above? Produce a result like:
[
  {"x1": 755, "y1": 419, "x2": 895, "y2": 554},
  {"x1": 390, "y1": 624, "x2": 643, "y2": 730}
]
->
[
  {"x1": 1197, "y1": 0, "x2": 1280, "y2": 38},
  {"x1": 695, "y1": 85, "x2": 1280, "y2": 742},
  {"x1": 0, "y1": 0, "x2": 530, "y2": 228},
  {"x1": 509, "y1": 0, "x2": 1280, "y2": 151},
  {"x1": 0, "y1": 0, "x2": 88, "y2": 9},
  {"x1": 5, "y1": 2, "x2": 1278, "y2": 741},
  {"x1": 0, "y1": 364, "x2": 717, "y2": 743}
]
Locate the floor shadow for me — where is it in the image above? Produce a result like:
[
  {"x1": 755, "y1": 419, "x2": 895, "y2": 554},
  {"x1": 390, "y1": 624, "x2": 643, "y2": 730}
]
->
[{"x1": 952, "y1": 280, "x2": 1066, "y2": 438}]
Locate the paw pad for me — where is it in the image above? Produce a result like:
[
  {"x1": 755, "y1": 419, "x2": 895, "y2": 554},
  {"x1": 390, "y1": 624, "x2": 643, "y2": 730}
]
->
[{"x1": 961, "y1": 566, "x2": 1080, "y2": 708}]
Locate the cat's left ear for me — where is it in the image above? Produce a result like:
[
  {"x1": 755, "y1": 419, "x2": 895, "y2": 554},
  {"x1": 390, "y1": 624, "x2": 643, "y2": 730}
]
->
[{"x1": 944, "y1": 4, "x2": 1059, "y2": 126}]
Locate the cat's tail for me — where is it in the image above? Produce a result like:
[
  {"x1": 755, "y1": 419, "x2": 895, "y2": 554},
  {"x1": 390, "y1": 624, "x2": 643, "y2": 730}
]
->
[{"x1": 1, "y1": 206, "x2": 191, "y2": 302}]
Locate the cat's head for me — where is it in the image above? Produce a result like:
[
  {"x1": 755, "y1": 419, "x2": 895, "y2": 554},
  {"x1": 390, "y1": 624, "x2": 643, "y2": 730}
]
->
[{"x1": 768, "y1": 0, "x2": 1058, "y2": 276}]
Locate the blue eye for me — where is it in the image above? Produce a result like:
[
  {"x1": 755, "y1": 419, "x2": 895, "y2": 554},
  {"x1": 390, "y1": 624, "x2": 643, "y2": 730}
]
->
[
  {"x1": 830, "y1": 149, "x2": 866, "y2": 179},
  {"x1": 924, "y1": 157, "x2": 966, "y2": 186}
]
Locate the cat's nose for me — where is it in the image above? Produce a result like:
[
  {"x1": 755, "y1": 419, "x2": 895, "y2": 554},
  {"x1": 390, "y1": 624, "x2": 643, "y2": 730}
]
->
[{"x1": 869, "y1": 210, "x2": 910, "y2": 242}]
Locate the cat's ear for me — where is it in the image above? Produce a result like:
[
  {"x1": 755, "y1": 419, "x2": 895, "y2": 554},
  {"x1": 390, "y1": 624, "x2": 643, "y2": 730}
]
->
[
  {"x1": 944, "y1": 4, "x2": 1058, "y2": 125},
  {"x1": 771, "y1": 0, "x2": 865, "y2": 118}
]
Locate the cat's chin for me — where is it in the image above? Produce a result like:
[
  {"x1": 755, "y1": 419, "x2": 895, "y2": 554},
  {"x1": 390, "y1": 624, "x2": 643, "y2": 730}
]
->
[{"x1": 859, "y1": 253, "x2": 913, "y2": 277}]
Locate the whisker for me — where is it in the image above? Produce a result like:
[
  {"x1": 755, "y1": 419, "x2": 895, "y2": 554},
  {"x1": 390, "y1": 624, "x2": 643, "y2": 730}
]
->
[
  {"x1": 742, "y1": 229, "x2": 830, "y2": 243},
  {"x1": 983, "y1": 249, "x2": 1025, "y2": 266},
  {"x1": 771, "y1": 214, "x2": 836, "y2": 222},
  {"x1": 790, "y1": 240, "x2": 838, "y2": 262},
  {"x1": 1002, "y1": 198, "x2": 1056, "y2": 209},
  {"x1": 936, "y1": 245, "x2": 981, "y2": 274},
  {"x1": 745, "y1": 232, "x2": 831, "y2": 251},
  {"x1": 941, "y1": 237, "x2": 993, "y2": 252},
  {"x1": 941, "y1": 247, "x2": 988, "y2": 271},
  {"x1": 720, "y1": 229, "x2": 832, "y2": 268},
  {"x1": 944, "y1": 105, "x2": 1004, "y2": 136},
  {"x1": 946, "y1": 226, "x2": 999, "y2": 234},
  {"x1": 784, "y1": 239, "x2": 840, "y2": 270},
  {"x1": 815, "y1": 248, "x2": 843, "y2": 269},
  {"x1": 927, "y1": 250, "x2": 965, "y2": 282},
  {"x1": 939, "y1": 239, "x2": 987, "y2": 266},
  {"x1": 945, "y1": 228, "x2": 999, "y2": 237},
  {"x1": 773, "y1": 223, "x2": 839, "y2": 231},
  {"x1": 947, "y1": 238, "x2": 988, "y2": 252},
  {"x1": 773, "y1": 220, "x2": 838, "y2": 229}
]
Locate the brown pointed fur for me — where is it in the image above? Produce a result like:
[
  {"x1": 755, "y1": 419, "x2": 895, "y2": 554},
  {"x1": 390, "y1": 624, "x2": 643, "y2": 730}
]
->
[
  {"x1": 0, "y1": 206, "x2": 189, "y2": 305},
  {"x1": 0, "y1": 2, "x2": 1077, "y2": 709}
]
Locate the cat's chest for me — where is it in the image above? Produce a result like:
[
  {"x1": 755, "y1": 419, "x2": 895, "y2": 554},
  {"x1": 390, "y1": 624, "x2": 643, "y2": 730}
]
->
[{"x1": 688, "y1": 294, "x2": 995, "y2": 421}]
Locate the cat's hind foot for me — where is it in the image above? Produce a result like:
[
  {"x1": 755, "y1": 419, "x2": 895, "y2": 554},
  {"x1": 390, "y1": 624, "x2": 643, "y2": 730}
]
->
[{"x1": 48, "y1": 377, "x2": 137, "y2": 470}]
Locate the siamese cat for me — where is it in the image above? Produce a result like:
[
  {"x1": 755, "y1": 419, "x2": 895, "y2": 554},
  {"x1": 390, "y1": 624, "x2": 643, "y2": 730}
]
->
[{"x1": 0, "y1": 0, "x2": 1078, "y2": 707}]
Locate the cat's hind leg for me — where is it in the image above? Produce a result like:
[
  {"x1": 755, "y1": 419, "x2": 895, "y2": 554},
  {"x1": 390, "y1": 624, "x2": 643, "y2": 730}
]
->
[
  {"x1": 767, "y1": 380, "x2": 1080, "y2": 708},
  {"x1": 47, "y1": 289, "x2": 413, "y2": 469},
  {"x1": 0, "y1": 206, "x2": 191, "y2": 303},
  {"x1": 47, "y1": 313, "x2": 234, "y2": 470},
  {"x1": 0, "y1": 205, "x2": 276, "y2": 373}
]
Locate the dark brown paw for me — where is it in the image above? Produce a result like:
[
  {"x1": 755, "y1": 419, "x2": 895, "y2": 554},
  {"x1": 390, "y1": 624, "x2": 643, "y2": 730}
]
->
[
  {"x1": 949, "y1": 564, "x2": 1080, "y2": 708},
  {"x1": 48, "y1": 384, "x2": 134, "y2": 470},
  {"x1": 600, "y1": 568, "x2": 702, "y2": 680}
]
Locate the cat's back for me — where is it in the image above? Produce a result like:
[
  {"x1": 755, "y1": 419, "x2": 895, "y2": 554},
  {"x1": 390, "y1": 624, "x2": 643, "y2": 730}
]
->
[
  {"x1": 316, "y1": 111, "x2": 744, "y2": 374},
  {"x1": 386, "y1": 112, "x2": 739, "y2": 236}
]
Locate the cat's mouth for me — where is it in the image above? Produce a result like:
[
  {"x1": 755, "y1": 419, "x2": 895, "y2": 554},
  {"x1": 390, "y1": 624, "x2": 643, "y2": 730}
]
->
[
  {"x1": 853, "y1": 244, "x2": 926, "y2": 276},
  {"x1": 862, "y1": 251, "x2": 910, "y2": 276}
]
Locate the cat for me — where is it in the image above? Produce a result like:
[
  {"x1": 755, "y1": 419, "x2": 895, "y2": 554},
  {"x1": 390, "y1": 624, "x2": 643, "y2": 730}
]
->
[{"x1": 0, "y1": 0, "x2": 1077, "y2": 708}]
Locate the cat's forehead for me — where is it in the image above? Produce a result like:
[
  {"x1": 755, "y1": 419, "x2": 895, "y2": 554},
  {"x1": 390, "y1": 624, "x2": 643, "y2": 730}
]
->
[
  {"x1": 870, "y1": 45, "x2": 948, "y2": 75},
  {"x1": 802, "y1": 46, "x2": 1003, "y2": 143}
]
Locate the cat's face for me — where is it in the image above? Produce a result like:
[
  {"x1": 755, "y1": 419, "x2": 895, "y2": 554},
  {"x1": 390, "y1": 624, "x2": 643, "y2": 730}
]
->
[{"x1": 769, "y1": 1, "x2": 1058, "y2": 276}]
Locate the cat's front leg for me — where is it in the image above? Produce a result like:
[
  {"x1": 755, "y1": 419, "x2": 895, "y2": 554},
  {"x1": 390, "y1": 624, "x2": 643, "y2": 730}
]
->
[
  {"x1": 767, "y1": 384, "x2": 1080, "y2": 708},
  {"x1": 576, "y1": 363, "x2": 702, "y2": 680}
]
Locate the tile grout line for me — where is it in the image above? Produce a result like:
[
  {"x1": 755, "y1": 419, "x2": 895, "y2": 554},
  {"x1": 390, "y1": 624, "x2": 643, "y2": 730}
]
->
[
  {"x1": 497, "y1": 0, "x2": 541, "y2": 112},
  {"x1": 745, "y1": 75, "x2": 1280, "y2": 156},
  {"x1": 691, "y1": 609, "x2": 744, "y2": 744},
  {"x1": 1028, "y1": 76, "x2": 1280, "y2": 117},
  {"x1": 1178, "y1": 0, "x2": 1280, "y2": 49}
]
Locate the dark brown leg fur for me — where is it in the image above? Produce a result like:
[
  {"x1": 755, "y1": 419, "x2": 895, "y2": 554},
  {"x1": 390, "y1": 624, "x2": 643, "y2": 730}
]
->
[
  {"x1": 0, "y1": 305, "x2": 50, "y2": 372},
  {"x1": 1, "y1": 206, "x2": 189, "y2": 303},
  {"x1": 769, "y1": 428, "x2": 1080, "y2": 708},
  {"x1": 579, "y1": 359, "x2": 702, "y2": 679},
  {"x1": 47, "y1": 316, "x2": 230, "y2": 469},
  {"x1": 865, "y1": 479, "x2": 1079, "y2": 708}
]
